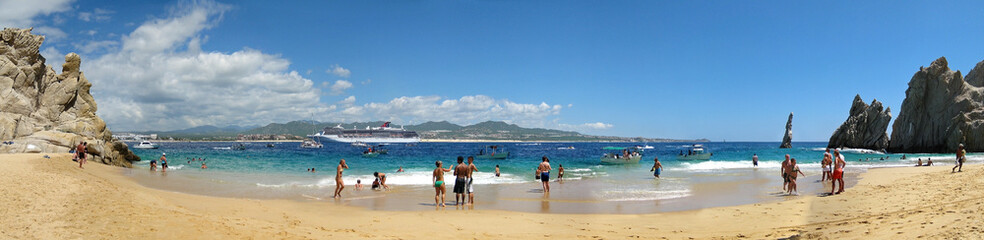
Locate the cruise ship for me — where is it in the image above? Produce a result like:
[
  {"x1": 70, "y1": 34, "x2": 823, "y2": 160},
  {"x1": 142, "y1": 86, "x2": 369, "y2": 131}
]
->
[{"x1": 308, "y1": 122, "x2": 420, "y2": 143}]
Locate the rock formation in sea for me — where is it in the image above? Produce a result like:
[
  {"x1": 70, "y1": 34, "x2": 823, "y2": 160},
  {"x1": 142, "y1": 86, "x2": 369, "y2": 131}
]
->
[
  {"x1": 828, "y1": 95, "x2": 892, "y2": 151},
  {"x1": 0, "y1": 28, "x2": 138, "y2": 166},
  {"x1": 780, "y1": 112, "x2": 793, "y2": 148},
  {"x1": 888, "y1": 57, "x2": 984, "y2": 153}
]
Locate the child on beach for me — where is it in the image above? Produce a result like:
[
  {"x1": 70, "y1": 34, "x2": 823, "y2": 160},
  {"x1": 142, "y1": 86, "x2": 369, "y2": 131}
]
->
[{"x1": 355, "y1": 179, "x2": 363, "y2": 190}]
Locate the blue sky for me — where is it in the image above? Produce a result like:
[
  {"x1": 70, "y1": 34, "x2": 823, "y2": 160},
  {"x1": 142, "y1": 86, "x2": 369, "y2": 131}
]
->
[{"x1": 3, "y1": 0, "x2": 984, "y2": 141}]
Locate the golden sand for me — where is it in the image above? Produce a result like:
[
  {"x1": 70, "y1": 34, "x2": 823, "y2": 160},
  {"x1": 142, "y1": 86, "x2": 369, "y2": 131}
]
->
[{"x1": 1, "y1": 153, "x2": 982, "y2": 239}]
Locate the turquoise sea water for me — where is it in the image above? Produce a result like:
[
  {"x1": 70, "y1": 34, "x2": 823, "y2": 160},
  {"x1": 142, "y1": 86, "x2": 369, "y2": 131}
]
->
[{"x1": 126, "y1": 141, "x2": 975, "y2": 212}]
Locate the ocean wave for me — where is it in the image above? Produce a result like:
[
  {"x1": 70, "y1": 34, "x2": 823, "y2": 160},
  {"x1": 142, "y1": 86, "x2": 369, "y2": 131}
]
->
[{"x1": 599, "y1": 189, "x2": 691, "y2": 202}]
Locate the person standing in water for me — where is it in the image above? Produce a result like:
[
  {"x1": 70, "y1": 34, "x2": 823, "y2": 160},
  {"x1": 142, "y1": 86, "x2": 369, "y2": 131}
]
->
[
  {"x1": 452, "y1": 156, "x2": 469, "y2": 206},
  {"x1": 822, "y1": 149, "x2": 832, "y2": 182},
  {"x1": 752, "y1": 154, "x2": 758, "y2": 167},
  {"x1": 160, "y1": 153, "x2": 168, "y2": 173},
  {"x1": 333, "y1": 159, "x2": 349, "y2": 199},
  {"x1": 432, "y1": 160, "x2": 453, "y2": 207},
  {"x1": 831, "y1": 149, "x2": 846, "y2": 195},
  {"x1": 651, "y1": 157, "x2": 663, "y2": 178},
  {"x1": 467, "y1": 156, "x2": 478, "y2": 205},
  {"x1": 558, "y1": 164, "x2": 565, "y2": 180},
  {"x1": 786, "y1": 158, "x2": 806, "y2": 195},
  {"x1": 494, "y1": 165, "x2": 500, "y2": 177},
  {"x1": 952, "y1": 144, "x2": 966, "y2": 173},
  {"x1": 538, "y1": 156, "x2": 552, "y2": 192},
  {"x1": 781, "y1": 154, "x2": 790, "y2": 192}
]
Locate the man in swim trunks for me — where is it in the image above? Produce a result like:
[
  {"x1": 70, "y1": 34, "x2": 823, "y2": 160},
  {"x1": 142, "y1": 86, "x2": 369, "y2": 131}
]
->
[
  {"x1": 752, "y1": 154, "x2": 758, "y2": 167},
  {"x1": 77, "y1": 142, "x2": 87, "y2": 168},
  {"x1": 538, "y1": 156, "x2": 552, "y2": 192},
  {"x1": 433, "y1": 160, "x2": 453, "y2": 207},
  {"x1": 453, "y1": 156, "x2": 469, "y2": 206},
  {"x1": 467, "y1": 156, "x2": 478, "y2": 205},
  {"x1": 495, "y1": 165, "x2": 500, "y2": 177},
  {"x1": 952, "y1": 144, "x2": 966, "y2": 173},
  {"x1": 651, "y1": 157, "x2": 662, "y2": 178},
  {"x1": 781, "y1": 154, "x2": 790, "y2": 192},
  {"x1": 333, "y1": 159, "x2": 348, "y2": 198},
  {"x1": 831, "y1": 149, "x2": 846, "y2": 195}
]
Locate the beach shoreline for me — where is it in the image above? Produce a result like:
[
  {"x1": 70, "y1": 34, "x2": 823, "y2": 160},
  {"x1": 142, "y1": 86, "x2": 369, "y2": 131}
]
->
[{"x1": 3, "y1": 153, "x2": 983, "y2": 239}]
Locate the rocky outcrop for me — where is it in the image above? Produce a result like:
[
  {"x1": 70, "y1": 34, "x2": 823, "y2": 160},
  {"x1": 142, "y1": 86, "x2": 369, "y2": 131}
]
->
[
  {"x1": 0, "y1": 28, "x2": 138, "y2": 167},
  {"x1": 780, "y1": 112, "x2": 793, "y2": 148},
  {"x1": 888, "y1": 57, "x2": 984, "y2": 153},
  {"x1": 828, "y1": 95, "x2": 892, "y2": 151}
]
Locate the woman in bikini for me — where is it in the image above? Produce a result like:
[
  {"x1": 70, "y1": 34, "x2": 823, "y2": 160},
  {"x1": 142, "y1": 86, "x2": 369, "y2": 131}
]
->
[
  {"x1": 333, "y1": 159, "x2": 348, "y2": 199},
  {"x1": 433, "y1": 160, "x2": 453, "y2": 207}
]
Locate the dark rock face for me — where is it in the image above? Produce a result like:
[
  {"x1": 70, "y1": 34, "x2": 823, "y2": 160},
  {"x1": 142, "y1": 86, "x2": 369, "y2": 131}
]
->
[
  {"x1": 780, "y1": 112, "x2": 793, "y2": 148},
  {"x1": 828, "y1": 95, "x2": 892, "y2": 151},
  {"x1": 0, "y1": 28, "x2": 138, "y2": 167},
  {"x1": 888, "y1": 57, "x2": 984, "y2": 153}
]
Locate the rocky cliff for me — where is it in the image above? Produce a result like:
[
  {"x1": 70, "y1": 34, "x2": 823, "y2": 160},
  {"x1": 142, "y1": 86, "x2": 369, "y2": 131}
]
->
[
  {"x1": 828, "y1": 95, "x2": 892, "y2": 151},
  {"x1": 0, "y1": 28, "x2": 138, "y2": 167},
  {"x1": 888, "y1": 57, "x2": 984, "y2": 153},
  {"x1": 780, "y1": 112, "x2": 793, "y2": 148}
]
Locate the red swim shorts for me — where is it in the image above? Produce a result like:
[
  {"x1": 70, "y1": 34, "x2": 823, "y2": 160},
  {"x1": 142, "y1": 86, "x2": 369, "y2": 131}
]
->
[{"x1": 832, "y1": 169, "x2": 844, "y2": 180}]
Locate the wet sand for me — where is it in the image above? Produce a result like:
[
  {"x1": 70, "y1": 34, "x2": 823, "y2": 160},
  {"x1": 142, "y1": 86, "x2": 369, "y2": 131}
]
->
[{"x1": 2, "y1": 153, "x2": 983, "y2": 239}]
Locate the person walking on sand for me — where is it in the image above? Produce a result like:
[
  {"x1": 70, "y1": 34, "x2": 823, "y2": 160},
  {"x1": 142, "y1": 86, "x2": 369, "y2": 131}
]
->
[
  {"x1": 77, "y1": 142, "x2": 87, "y2": 168},
  {"x1": 333, "y1": 159, "x2": 349, "y2": 199},
  {"x1": 952, "y1": 144, "x2": 966, "y2": 173},
  {"x1": 452, "y1": 156, "x2": 470, "y2": 206},
  {"x1": 822, "y1": 149, "x2": 833, "y2": 182},
  {"x1": 433, "y1": 160, "x2": 453, "y2": 207},
  {"x1": 787, "y1": 158, "x2": 806, "y2": 195},
  {"x1": 781, "y1": 154, "x2": 790, "y2": 192},
  {"x1": 651, "y1": 157, "x2": 663, "y2": 178},
  {"x1": 831, "y1": 149, "x2": 846, "y2": 195},
  {"x1": 538, "y1": 156, "x2": 552, "y2": 192},
  {"x1": 467, "y1": 156, "x2": 478, "y2": 205}
]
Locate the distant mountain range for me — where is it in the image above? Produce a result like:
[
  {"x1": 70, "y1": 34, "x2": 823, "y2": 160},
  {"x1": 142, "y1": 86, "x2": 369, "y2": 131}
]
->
[{"x1": 125, "y1": 121, "x2": 706, "y2": 142}]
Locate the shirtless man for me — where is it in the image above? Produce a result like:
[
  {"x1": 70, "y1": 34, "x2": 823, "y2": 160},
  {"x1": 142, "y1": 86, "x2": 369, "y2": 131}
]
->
[
  {"x1": 433, "y1": 160, "x2": 453, "y2": 207},
  {"x1": 494, "y1": 165, "x2": 500, "y2": 177},
  {"x1": 333, "y1": 159, "x2": 349, "y2": 198},
  {"x1": 452, "y1": 156, "x2": 469, "y2": 206},
  {"x1": 752, "y1": 154, "x2": 758, "y2": 167},
  {"x1": 831, "y1": 149, "x2": 846, "y2": 194},
  {"x1": 781, "y1": 154, "x2": 790, "y2": 192},
  {"x1": 77, "y1": 142, "x2": 87, "y2": 169},
  {"x1": 952, "y1": 144, "x2": 966, "y2": 173},
  {"x1": 467, "y1": 156, "x2": 478, "y2": 205},
  {"x1": 786, "y1": 158, "x2": 806, "y2": 195},
  {"x1": 822, "y1": 149, "x2": 833, "y2": 181},
  {"x1": 651, "y1": 157, "x2": 662, "y2": 178},
  {"x1": 538, "y1": 156, "x2": 552, "y2": 192}
]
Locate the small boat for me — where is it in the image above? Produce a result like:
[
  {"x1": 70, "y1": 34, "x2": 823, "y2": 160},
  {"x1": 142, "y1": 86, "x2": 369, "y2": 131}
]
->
[
  {"x1": 266, "y1": 143, "x2": 275, "y2": 148},
  {"x1": 351, "y1": 141, "x2": 369, "y2": 147},
  {"x1": 557, "y1": 146, "x2": 576, "y2": 150},
  {"x1": 636, "y1": 144, "x2": 655, "y2": 150},
  {"x1": 600, "y1": 147, "x2": 642, "y2": 164},
  {"x1": 677, "y1": 144, "x2": 712, "y2": 161},
  {"x1": 233, "y1": 143, "x2": 246, "y2": 150},
  {"x1": 212, "y1": 147, "x2": 232, "y2": 150},
  {"x1": 362, "y1": 152, "x2": 380, "y2": 158},
  {"x1": 300, "y1": 139, "x2": 323, "y2": 149},
  {"x1": 476, "y1": 145, "x2": 509, "y2": 159},
  {"x1": 133, "y1": 141, "x2": 159, "y2": 149}
]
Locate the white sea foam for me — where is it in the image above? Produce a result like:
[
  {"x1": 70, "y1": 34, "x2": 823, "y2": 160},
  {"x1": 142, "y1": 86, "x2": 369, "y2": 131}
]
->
[{"x1": 599, "y1": 189, "x2": 691, "y2": 202}]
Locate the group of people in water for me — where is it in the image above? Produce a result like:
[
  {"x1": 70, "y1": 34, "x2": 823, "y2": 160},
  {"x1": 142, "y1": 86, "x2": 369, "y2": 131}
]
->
[{"x1": 148, "y1": 153, "x2": 209, "y2": 172}]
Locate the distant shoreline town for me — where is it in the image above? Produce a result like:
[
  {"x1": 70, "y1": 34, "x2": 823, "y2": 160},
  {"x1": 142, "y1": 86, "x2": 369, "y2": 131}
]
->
[{"x1": 112, "y1": 120, "x2": 708, "y2": 143}]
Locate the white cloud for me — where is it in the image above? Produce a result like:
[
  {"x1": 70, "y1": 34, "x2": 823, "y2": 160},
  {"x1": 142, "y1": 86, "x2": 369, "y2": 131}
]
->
[
  {"x1": 328, "y1": 64, "x2": 351, "y2": 78},
  {"x1": 361, "y1": 79, "x2": 372, "y2": 85},
  {"x1": 0, "y1": 0, "x2": 73, "y2": 27},
  {"x1": 328, "y1": 80, "x2": 353, "y2": 95},
  {"x1": 558, "y1": 122, "x2": 615, "y2": 132},
  {"x1": 40, "y1": 46, "x2": 65, "y2": 70},
  {"x1": 78, "y1": 8, "x2": 113, "y2": 22},
  {"x1": 333, "y1": 95, "x2": 565, "y2": 128},
  {"x1": 33, "y1": 26, "x2": 67, "y2": 40},
  {"x1": 339, "y1": 96, "x2": 356, "y2": 105},
  {"x1": 73, "y1": 40, "x2": 117, "y2": 54},
  {"x1": 84, "y1": 0, "x2": 328, "y2": 131}
]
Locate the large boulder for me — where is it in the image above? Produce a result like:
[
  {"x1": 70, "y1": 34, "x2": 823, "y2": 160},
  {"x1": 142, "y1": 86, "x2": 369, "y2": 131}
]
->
[
  {"x1": 828, "y1": 95, "x2": 892, "y2": 151},
  {"x1": 0, "y1": 28, "x2": 138, "y2": 167},
  {"x1": 888, "y1": 57, "x2": 984, "y2": 153},
  {"x1": 780, "y1": 112, "x2": 793, "y2": 148}
]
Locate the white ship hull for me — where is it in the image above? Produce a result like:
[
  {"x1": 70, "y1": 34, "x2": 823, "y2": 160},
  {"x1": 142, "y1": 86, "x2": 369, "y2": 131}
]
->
[{"x1": 308, "y1": 133, "x2": 420, "y2": 143}]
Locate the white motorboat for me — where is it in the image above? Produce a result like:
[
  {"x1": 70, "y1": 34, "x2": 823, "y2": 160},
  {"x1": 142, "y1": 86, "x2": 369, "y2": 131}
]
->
[
  {"x1": 600, "y1": 147, "x2": 642, "y2": 164},
  {"x1": 351, "y1": 141, "x2": 368, "y2": 147},
  {"x1": 300, "y1": 139, "x2": 323, "y2": 149},
  {"x1": 677, "y1": 144, "x2": 712, "y2": 161},
  {"x1": 133, "y1": 141, "x2": 159, "y2": 149}
]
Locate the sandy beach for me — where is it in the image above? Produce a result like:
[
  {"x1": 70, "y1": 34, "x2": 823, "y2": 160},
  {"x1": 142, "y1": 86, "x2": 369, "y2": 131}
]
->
[{"x1": 2, "y1": 153, "x2": 983, "y2": 239}]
